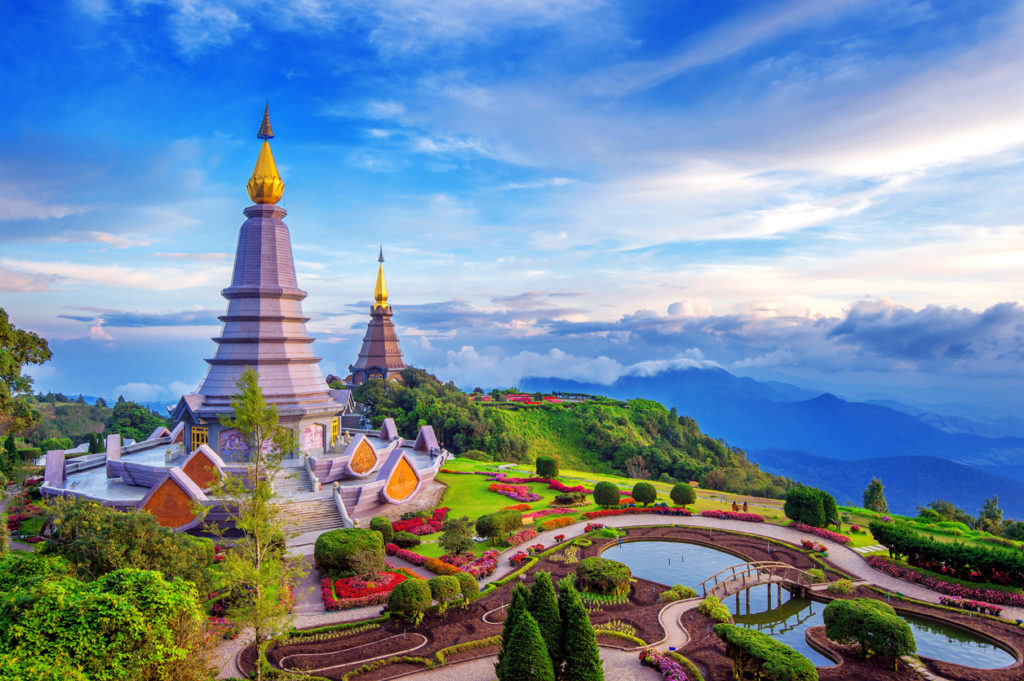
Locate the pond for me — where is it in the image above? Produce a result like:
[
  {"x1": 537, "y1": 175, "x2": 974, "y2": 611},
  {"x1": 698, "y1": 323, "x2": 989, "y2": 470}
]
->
[{"x1": 604, "y1": 539, "x2": 1016, "y2": 669}]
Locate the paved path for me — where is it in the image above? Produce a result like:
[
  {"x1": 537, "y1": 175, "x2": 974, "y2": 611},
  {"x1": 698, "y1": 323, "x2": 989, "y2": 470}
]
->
[{"x1": 396, "y1": 647, "x2": 662, "y2": 681}]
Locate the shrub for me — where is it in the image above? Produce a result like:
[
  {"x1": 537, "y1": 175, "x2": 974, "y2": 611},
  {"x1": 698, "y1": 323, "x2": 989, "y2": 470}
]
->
[
  {"x1": 714, "y1": 623, "x2": 818, "y2": 681},
  {"x1": 554, "y1": 492, "x2": 587, "y2": 506},
  {"x1": 575, "y1": 556, "x2": 631, "y2": 597},
  {"x1": 823, "y1": 598, "x2": 915, "y2": 661},
  {"x1": 558, "y1": 578, "x2": 603, "y2": 681},
  {"x1": 393, "y1": 531, "x2": 421, "y2": 549},
  {"x1": 459, "y1": 449, "x2": 491, "y2": 461},
  {"x1": 700, "y1": 510, "x2": 764, "y2": 522},
  {"x1": 790, "y1": 522, "x2": 850, "y2": 544},
  {"x1": 540, "y1": 516, "x2": 575, "y2": 532},
  {"x1": 454, "y1": 571, "x2": 480, "y2": 601},
  {"x1": 670, "y1": 482, "x2": 696, "y2": 507},
  {"x1": 536, "y1": 456, "x2": 559, "y2": 478},
  {"x1": 370, "y1": 517, "x2": 394, "y2": 543},
  {"x1": 698, "y1": 595, "x2": 732, "y2": 623},
  {"x1": 477, "y1": 509, "x2": 524, "y2": 542},
  {"x1": 424, "y1": 557, "x2": 461, "y2": 576},
  {"x1": 631, "y1": 481, "x2": 657, "y2": 506},
  {"x1": 806, "y1": 569, "x2": 826, "y2": 584},
  {"x1": 387, "y1": 579, "x2": 432, "y2": 625},
  {"x1": 828, "y1": 579, "x2": 854, "y2": 595},
  {"x1": 529, "y1": 571, "x2": 563, "y2": 669},
  {"x1": 427, "y1": 575, "x2": 461, "y2": 614},
  {"x1": 593, "y1": 481, "x2": 621, "y2": 507},
  {"x1": 784, "y1": 485, "x2": 837, "y2": 528},
  {"x1": 865, "y1": 556, "x2": 1024, "y2": 606},
  {"x1": 314, "y1": 528, "x2": 386, "y2": 578},
  {"x1": 659, "y1": 584, "x2": 698, "y2": 602}
]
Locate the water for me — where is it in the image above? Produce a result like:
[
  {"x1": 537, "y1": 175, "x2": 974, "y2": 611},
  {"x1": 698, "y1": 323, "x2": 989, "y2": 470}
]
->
[{"x1": 606, "y1": 540, "x2": 1015, "y2": 669}]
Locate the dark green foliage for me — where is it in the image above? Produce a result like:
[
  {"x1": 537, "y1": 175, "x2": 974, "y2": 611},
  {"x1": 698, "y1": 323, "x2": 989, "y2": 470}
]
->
[
  {"x1": 924, "y1": 499, "x2": 975, "y2": 526},
  {"x1": 714, "y1": 623, "x2": 818, "y2": 681},
  {"x1": 497, "y1": 611, "x2": 555, "y2": 681},
  {"x1": 313, "y1": 528, "x2": 385, "y2": 578},
  {"x1": 459, "y1": 449, "x2": 492, "y2": 461},
  {"x1": 870, "y1": 520, "x2": 1024, "y2": 583},
  {"x1": 439, "y1": 515, "x2": 476, "y2": 555},
  {"x1": 387, "y1": 578, "x2": 432, "y2": 625},
  {"x1": 427, "y1": 575, "x2": 461, "y2": 614},
  {"x1": 978, "y1": 496, "x2": 1003, "y2": 535},
  {"x1": 632, "y1": 481, "x2": 657, "y2": 506},
  {"x1": 369, "y1": 516, "x2": 394, "y2": 543},
  {"x1": 698, "y1": 595, "x2": 732, "y2": 623},
  {"x1": 103, "y1": 399, "x2": 168, "y2": 444},
  {"x1": 453, "y1": 571, "x2": 480, "y2": 601},
  {"x1": 558, "y1": 578, "x2": 605, "y2": 681},
  {"x1": 0, "y1": 308, "x2": 51, "y2": 435},
  {"x1": 593, "y1": 481, "x2": 620, "y2": 507},
  {"x1": 554, "y1": 491, "x2": 587, "y2": 505},
  {"x1": 88, "y1": 432, "x2": 105, "y2": 454},
  {"x1": 528, "y1": 571, "x2": 563, "y2": 669},
  {"x1": 670, "y1": 482, "x2": 697, "y2": 506},
  {"x1": 476, "y1": 509, "x2": 523, "y2": 542},
  {"x1": 823, "y1": 598, "x2": 915, "y2": 660},
  {"x1": 39, "y1": 436, "x2": 72, "y2": 452},
  {"x1": 862, "y1": 477, "x2": 888, "y2": 513},
  {"x1": 496, "y1": 584, "x2": 529, "y2": 678},
  {"x1": 1, "y1": 432, "x2": 17, "y2": 479},
  {"x1": 536, "y1": 455, "x2": 559, "y2": 478},
  {"x1": 575, "y1": 556, "x2": 631, "y2": 596},
  {"x1": 393, "y1": 530, "x2": 421, "y2": 549},
  {"x1": 784, "y1": 485, "x2": 837, "y2": 528},
  {"x1": 41, "y1": 499, "x2": 213, "y2": 591}
]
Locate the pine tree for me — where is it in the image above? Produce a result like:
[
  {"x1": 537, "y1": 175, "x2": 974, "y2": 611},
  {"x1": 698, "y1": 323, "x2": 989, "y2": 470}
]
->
[
  {"x1": 499, "y1": 611, "x2": 555, "y2": 681},
  {"x1": 495, "y1": 584, "x2": 529, "y2": 679},
  {"x1": 2, "y1": 433, "x2": 17, "y2": 478},
  {"x1": 529, "y1": 571, "x2": 563, "y2": 671},
  {"x1": 559, "y1": 578, "x2": 604, "y2": 681},
  {"x1": 862, "y1": 477, "x2": 888, "y2": 513}
]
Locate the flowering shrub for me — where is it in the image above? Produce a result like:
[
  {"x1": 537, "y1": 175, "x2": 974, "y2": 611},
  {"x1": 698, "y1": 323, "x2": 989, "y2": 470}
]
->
[
  {"x1": 384, "y1": 544, "x2": 427, "y2": 566},
  {"x1": 424, "y1": 557, "x2": 462, "y2": 576},
  {"x1": 392, "y1": 507, "x2": 449, "y2": 535},
  {"x1": 867, "y1": 556, "x2": 1024, "y2": 606},
  {"x1": 939, "y1": 596, "x2": 1003, "y2": 615},
  {"x1": 619, "y1": 497, "x2": 636, "y2": 506},
  {"x1": 465, "y1": 550, "x2": 499, "y2": 578},
  {"x1": 504, "y1": 503, "x2": 532, "y2": 511},
  {"x1": 639, "y1": 648, "x2": 689, "y2": 681},
  {"x1": 207, "y1": 616, "x2": 239, "y2": 640},
  {"x1": 584, "y1": 523, "x2": 604, "y2": 532},
  {"x1": 508, "y1": 528, "x2": 539, "y2": 546},
  {"x1": 440, "y1": 552, "x2": 475, "y2": 568},
  {"x1": 540, "y1": 516, "x2": 576, "y2": 532},
  {"x1": 509, "y1": 551, "x2": 530, "y2": 566},
  {"x1": 881, "y1": 515, "x2": 893, "y2": 522},
  {"x1": 583, "y1": 507, "x2": 692, "y2": 520},
  {"x1": 801, "y1": 540, "x2": 827, "y2": 553},
  {"x1": 700, "y1": 510, "x2": 765, "y2": 522},
  {"x1": 554, "y1": 534, "x2": 566, "y2": 542},
  {"x1": 788, "y1": 522, "x2": 850, "y2": 544},
  {"x1": 488, "y1": 482, "x2": 542, "y2": 503},
  {"x1": 850, "y1": 524, "x2": 862, "y2": 533}
]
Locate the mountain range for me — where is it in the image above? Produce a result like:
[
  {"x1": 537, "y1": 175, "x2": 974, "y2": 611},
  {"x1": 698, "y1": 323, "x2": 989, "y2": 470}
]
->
[{"x1": 522, "y1": 368, "x2": 1024, "y2": 519}]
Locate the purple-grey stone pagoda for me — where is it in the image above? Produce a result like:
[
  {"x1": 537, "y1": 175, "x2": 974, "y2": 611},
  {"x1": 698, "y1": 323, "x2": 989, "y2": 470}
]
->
[
  {"x1": 348, "y1": 248, "x2": 408, "y2": 385},
  {"x1": 171, "y1": 105, "x2": 352, "y2": 460}
]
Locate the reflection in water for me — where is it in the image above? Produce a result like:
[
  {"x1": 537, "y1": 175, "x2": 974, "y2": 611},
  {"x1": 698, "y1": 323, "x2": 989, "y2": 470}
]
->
[{"x1": 607, "y1": 540, "x2": 1015, "y2": 670}]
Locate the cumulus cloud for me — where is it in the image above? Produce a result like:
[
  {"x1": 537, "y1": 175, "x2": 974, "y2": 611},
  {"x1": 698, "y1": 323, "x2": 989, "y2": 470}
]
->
[
  {"x1": 58, "y1": 307, "x2": 221, "y2": 327},
  {"x1": 112, "y1": 381, "x2": 166, "y2": 402},
  {"x1": 425, "y1": 346, "x2": 624, "y2": 388},
  {"x1": 0, "y1": 266, "x2": 54, "y2": 293}
]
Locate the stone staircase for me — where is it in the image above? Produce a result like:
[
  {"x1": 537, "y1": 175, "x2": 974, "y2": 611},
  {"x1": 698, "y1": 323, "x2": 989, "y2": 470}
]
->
[
  {"x1": 273, "y1": 468, "x2": 312, "y2": 495},
  {"x1": 279, "y1": 496, "x2": 344, "y2": 535}
]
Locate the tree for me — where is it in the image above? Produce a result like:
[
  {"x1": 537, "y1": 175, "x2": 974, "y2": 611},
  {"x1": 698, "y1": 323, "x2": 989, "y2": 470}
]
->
[
  {"x1": 924, "y1": 499, "x2": 974, "y2": 526},
  {"x1": 632, "y1": 481, "x2": 657, "y2": 506},
  {"x1": 40, "y1": 436, "x2": 72, "y2": 452},
  {"x1": 784, "y1": 485, "x2": 837, "y2": 528},
  {"x1": 439, "y1": 515, "x2": 475, "y2": 555},
  {"x1": 2, "y1": 432, "x2": 17, "y2": 480},
  {"x1": 104, "y1": 400, "x2": 167, "y2": 443},
  {"x1": 593, "y1": 481, "x2": 621, "y2": 507},
  {"x1": 314, "y1": 528, "x2": 385, "y2": 578},
  {"x1": 476, "y1": 509, "x2": 523, "y2": 543},
  {"x1": 0, "y1": 308, "x2": 52, "y2": 435},
  {"x1": 624, "y1": 454, "x2": 650, "y2": 480},
  {"x1": 536, "y1": 455, "x2": 559, "y2": 478},
  {"x1": 497, "y1": 611, "x2": 555, "y2": 681},
  {"x1": 201, "y1": 368, "x2": 305, "y2": 681},
  {"x1": 528, "y1": 571, "x2": 562, "y2": 670},
  {"x1": 558, "y1": 578, "x2": 604, "y2": 681},
  {"x1": 823, "y1": 598, "x2": 914, "y2": 665},
  {"x1": 670, "y1": 482, "x2": 696, "y2": 507},
  {"x1": 387, "y1": 579, "x2": 432, "y2": 625},
  {"x1": 495, "y1": 584, "x2": 529, "y2": 679},
  {"x1": 978, "y1": 496, "x2": 1003, "y2": 535},
  {"x1": 862, "y1": 477, "x2": 888, "y2": 513},
  {"x1": 427, "y1": 575, "x2": 461, "y2": 615},
  {"x1": 94, "y1": 397, "x2": 107, "y2": 408}
]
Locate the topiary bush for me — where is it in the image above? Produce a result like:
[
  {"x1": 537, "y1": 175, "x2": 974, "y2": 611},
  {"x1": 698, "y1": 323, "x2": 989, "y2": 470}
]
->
[
  {"x1": 387, "y1": 578, "x2": 432, "y2": 625},
  {"x1": 659, "y1": 584, "x2": 698, "y2": 602},
  {"x1": 369, "y1": 516, "x2": 394, "y2": 543},
  {"x1": 823, "y1": 598, "x2": 915, "y2": 662},
  {"x1": 714, "y1": 623, "x2": 818, "y2": 681},
  {"x1": 453, "y1": 571, "x2": 480, "y2": 602},
  {"x1": 575, "y1": 556, "x2": 631, "y2": 597},
  {"x1": 593, "y1": 481, "x2": 621, "y2": 508},
  {"x1": 536, "y1": 456, "x2": 559, "y2": 478},
  {"x1": 632, "y1": 481, "x2": 657, "y2": 506},
  {"x1": 427, "y1": 575, "x2": 461, "y2": 614},
  {"x1": 314, "y1": 528, "x2": 385, "y2": 578},
  {"x1": 393, "y1": 531, "x2": 421, "y2": 549},
  {"x1": 476, "y1": 509, "x2": 523, "y2": 543},
  {"x1": 670, "y1": 482, "x2": 697, "y2": 506}
]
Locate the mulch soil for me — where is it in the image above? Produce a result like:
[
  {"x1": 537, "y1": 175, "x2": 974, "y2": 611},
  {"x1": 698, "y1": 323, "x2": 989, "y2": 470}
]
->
[{"x1": 242, "y1": 524, "x2": 1024, "y2": 681}]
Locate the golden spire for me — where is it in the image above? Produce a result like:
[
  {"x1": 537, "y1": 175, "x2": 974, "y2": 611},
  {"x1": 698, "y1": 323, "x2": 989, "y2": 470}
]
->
[
  {"x1": 247, "y1": 104, "x2": 284, "y2": 204},
  {"x1": 374, "y1": 247, "x2": 388, "y2": 309}
]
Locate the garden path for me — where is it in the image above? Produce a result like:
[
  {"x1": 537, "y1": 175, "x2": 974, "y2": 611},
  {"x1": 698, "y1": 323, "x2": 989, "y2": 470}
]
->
[{"x1": 395, "y1": 647, "x2": 663, "y2": 681}]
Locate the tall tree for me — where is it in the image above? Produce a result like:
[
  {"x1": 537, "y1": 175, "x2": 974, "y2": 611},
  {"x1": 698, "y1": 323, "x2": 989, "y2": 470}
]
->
[
  {"x1": 529, "y1": 571, "x2": 563, "y2": 671},
  {"x1": 558, "y1": 579, "x2": 604, "y2": 681},
  {"x1": 978, "y1": 496, "x2": 1003, "y2": 535},
  {"x1": 0, "y1": 308, "x2": 51, "y2": 435},
  {"x1": 497, "y1": 611, "x2": 555, "y2": 681},
  {"x1": 438, "y1": 515, "x2": 476, "y2": 555},
  {"x1": 495, "y1": 584, "x2": 529, "y2": 679},
  {"x1": 862, "y1": 477, "x2": 888, "y2": 513},
  {"x1": 203, "y1": 369, "x2": 306, "y2": 681}
]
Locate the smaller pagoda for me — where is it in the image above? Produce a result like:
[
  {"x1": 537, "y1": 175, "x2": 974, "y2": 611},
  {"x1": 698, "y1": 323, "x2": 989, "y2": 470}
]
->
[{"x1": 348, "y1": 248, "x2": 408, "y2": 385}]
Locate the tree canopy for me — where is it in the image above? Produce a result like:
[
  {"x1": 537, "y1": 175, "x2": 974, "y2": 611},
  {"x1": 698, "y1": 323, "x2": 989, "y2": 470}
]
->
[{"x1": 0, "y1": 308, "x2": 52, "y2": 435}]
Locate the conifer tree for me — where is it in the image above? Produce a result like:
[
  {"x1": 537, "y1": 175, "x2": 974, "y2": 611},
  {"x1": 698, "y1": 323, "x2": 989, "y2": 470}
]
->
[
  {"x1": 558, "y1": 578, "x2": 604, "y2": 681},
  {"x1": 863, "y1": 477, "x2": 888, "y2": 513},
  {"x1": 499, "y1": 611, "x2": 555, "y2": 681},
  {"x1": 529, "y1": 571, "x2": 563, "y2": 670},
  {"x1": 495, "y1": 584, "x2": 529, "y2": 679}
]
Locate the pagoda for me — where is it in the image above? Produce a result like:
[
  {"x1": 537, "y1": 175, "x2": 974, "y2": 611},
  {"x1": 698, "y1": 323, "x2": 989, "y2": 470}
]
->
[
  {"x1": 348, "y1": 248, "x2": 408, "y2": 385},
  {"x1": 171, "y1": 105, "x2": 352, "y2": 460}
]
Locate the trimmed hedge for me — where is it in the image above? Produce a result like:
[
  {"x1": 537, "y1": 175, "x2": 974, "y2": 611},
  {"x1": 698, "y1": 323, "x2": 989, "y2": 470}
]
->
[
  {"x1": 714, "y1": 623, "x2": 818, "y2": 681},
  {"x1": 314, "y1": 528, "x2": 386, "y2": 577},
  {"x1": 823, "y1": 598, "x2": 915, "y2": 660},
  {"x1": 387, "y1": 579, "x2": 432, "y2": 625},
  {"x1": 593, "y1": 481, "x2": 621, "y2": 507},
  {"x1": 536, "y1": 456, "x2": 559, "y2": 478},
  {"x1": 369, "y1": 517, "x2": 393, "y2": 543},
  {"x1": 393, "y1": 531, "x2": 421, "y2": 549},
  {"x1": 575, "y1": 556, "x2": 631, "y2": 597},
  {"x1": 670, "y1": 483, "x2": 696, "y2": 506}
]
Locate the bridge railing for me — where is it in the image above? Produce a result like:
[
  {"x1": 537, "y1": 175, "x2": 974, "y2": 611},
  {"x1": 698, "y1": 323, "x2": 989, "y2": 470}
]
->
[{"x1": 698, "y1": 561, "x2": 817, "y2": 598}]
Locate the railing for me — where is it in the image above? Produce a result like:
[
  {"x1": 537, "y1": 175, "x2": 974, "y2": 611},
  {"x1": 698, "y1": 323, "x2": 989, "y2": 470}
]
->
[
  {"x1": 332, "y1": 483, "x2": 356, "y2": 529},
  {"x1": 698, "y1": 561, "x2": 817, "y2": 598},
  {"x1": 304, "y1": 455, "x2": 322, "y2": 492}
]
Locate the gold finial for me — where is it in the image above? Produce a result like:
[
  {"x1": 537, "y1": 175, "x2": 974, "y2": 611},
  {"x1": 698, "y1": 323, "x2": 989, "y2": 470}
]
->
[
  {"x1": 374, "y1": 248, "x2": 388, "y2": 309},
  {"x1": 247, "y1": 105, "x2": 284, "y2": 204}
]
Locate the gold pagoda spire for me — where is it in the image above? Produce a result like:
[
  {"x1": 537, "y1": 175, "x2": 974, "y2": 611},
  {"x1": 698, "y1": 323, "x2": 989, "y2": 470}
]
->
[
  {"x1": 247, "y1": 104, "x2": 284, "y2": 204},
  {"x1": 374, "y1": 247, "x2": 388, "y2": 309}
]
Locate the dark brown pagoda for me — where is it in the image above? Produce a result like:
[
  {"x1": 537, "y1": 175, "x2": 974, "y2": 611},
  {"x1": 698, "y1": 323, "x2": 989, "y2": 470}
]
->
[{"x1": 349, "y1": 248, "x2": 408, "y2": 385}]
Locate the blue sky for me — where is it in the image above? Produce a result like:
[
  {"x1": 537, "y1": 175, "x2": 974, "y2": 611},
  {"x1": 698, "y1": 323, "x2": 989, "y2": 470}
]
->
[{"x1": 3, "y1": 0, "x2": 1024, "y2": 420}]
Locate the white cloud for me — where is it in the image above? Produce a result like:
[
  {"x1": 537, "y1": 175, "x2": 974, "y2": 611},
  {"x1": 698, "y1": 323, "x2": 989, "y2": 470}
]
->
[
  {"x1": 112, "y1": 381, "x2": 165, "y2": 401},
  {"x1": 0, "y1": 196, "x2": 91, "y2": 221}
]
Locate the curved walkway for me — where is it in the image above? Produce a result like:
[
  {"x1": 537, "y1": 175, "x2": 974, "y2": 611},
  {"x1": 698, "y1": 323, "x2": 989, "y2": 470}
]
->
[{"x1": 396, "y1": 647, "x2": 663, "y2": 681}]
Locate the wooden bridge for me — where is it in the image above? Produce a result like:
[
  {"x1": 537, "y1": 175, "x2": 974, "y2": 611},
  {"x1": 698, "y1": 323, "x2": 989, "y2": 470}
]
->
[{"x1": 698, "y1": 561, "x2": 818, "y2": 599}]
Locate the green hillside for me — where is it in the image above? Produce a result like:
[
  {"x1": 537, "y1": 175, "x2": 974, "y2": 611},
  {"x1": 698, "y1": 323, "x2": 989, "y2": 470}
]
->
[{"x1": 355, "y1": 369, "x2": 792, "y2": 498}]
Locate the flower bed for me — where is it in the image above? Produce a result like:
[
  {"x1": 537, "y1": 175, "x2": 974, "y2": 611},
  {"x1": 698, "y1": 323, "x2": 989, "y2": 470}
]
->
[
  {"x1": 322, "y1": 571, "x2": 408, "y2": 611},
  {"x1": 940, "y1": 596, "x2": 1003, "y2": 615},
  {"x1": 554, "y1": 534, "x2": 565, "y2": 542},
  {"x1": 488, "y1": 482, "x2": 542, "y2": 503},
  {"x1": 486, "y1": 472, "x2": 592, "y2": 494},
  {"x1": 584, "y1": 523, "x2": 604, "y2": 532},
  {"x1": 392, "y1": 507, "x2": 449, "y2": 535},
  {"x1": 867, "y1": 556, "x2": 1024, "y2": 607},
  {"x1": 509, "y1": 551, "x2": 529, "y2": 566},
  {"x1": 440, "y1": 552, "x2": 476, "y2": 567},
  {"x1": 583, "y1": 507, "x2": 692, "y2": 520},
  {"x1": 788, "y1": 521, "x2": 850, "y2": 544},
  {"x1": 700, "y1": 510, "x2": 765, "y2": 523},
  {"x1": 527, "y1": 543, "x2": 545, "y2": 554},
  {"x1": 385, "y1": 544, "x2": 427, "y2": 566},
  {"x1": 540, "y1": 516, "x2": 576, "y2": 532},
  {"x1": 508, "y1": 528, "x2": 539, "y2": 546},
  {"x1": 801, "y1": 540, "x2": 827, "y2": 553},
  {"x1": 425, "y1": 557, "x2": 462, "y2": 576},
  {"x1": 504, "y1": 503, "x2": 532, "y2": 511},
  {"x1": 639, "y1": 648, "x2": 689, "y2": 681},
  {"x1": 524, "y1": 507, "x2": 576, "y2": 519},
  {"x1": 465, "y1": 550, "x2": 499, "y2": 578}
]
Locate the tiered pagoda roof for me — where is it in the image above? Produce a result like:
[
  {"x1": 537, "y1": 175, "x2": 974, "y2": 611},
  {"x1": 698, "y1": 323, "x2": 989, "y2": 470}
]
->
[{"x1": 348, "y1": 249, "x2": 408, "y2": 385}]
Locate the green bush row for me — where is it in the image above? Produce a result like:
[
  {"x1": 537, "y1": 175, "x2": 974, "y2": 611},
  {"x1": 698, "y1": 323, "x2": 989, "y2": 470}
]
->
[
  {"x1": 697, "y1": 595, "x2": 732, "y2": 623},
  {"x1": 713, "y1": 623, "x2": 818, "y2": 681}
]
